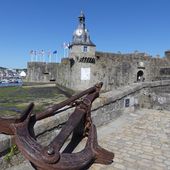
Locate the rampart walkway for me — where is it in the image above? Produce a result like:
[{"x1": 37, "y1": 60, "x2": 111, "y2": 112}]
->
[
  {"x1": 7, "y1": 108, "x2": 170, "y2": 170},
  {"x1": 91, "y1": 109, "x2": 170, "y2": 170}
]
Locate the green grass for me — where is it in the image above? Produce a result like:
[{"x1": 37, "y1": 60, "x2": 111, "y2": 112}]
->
[
  {"x1": 4, "y1": 144, "x2": 18, "y2": 162},
  {"x1": 0, "y1": 86, "x2": 72, "y2": 117}
]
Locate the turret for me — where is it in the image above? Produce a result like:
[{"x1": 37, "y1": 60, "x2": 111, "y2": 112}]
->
[
  {"x1": 68, "y1": 12, "x2": 96, "y2": 91},
  {"x1": 165, "y1": 50, "x2": 170, "y2": 59},
  {"x1": 69, "y1": 12, "x2": 95, "y2": 52}
]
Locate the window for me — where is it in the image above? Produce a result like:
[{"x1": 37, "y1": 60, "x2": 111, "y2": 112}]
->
[
  {"x1": 75, "y1": 56, "x2": 79, "y2": 61},
  {"x1": 83, "y1": 46, "x2": 88, "y2": 52},
  {"x1": 125, "y1": 98, "x2": 130, "y2": 107}
]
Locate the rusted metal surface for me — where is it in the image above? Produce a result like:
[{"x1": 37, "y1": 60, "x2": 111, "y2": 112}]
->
[
  {"x1": 0, "y1": 82, "x2": 114, "y2": 170},
  {"x1": 0, "y1": 103, "x2": 34, "y2": 135}
]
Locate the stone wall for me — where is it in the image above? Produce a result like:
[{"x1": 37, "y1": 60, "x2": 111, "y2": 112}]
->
[
  {"x1": 27, "y1": 59, "x2": 71, "y2": 87},
  {"x1": 140, "y1": 84, "x2": 170, "y2": 111},
  {"x1": 150, "y1": 57, "x2": 170, "y2": 81},
  {"x1": 69, "y1": 45, "x2": 96, "y2": 60},
  {"x1": 60, "y1": 51, "x2": 154, "y2": 91},
  {"x1": 93, "y1": 51, "x2": 152, "y2": 91},
  {"x1": 27, "y1": 51, "x2": 170, "y2": 91}
]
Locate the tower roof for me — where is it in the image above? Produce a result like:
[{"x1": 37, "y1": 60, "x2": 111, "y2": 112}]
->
[
  {"x1": 79, "y1": 11, "x2": 85, "y2": 20},
  {"x1": 69, "y1": 12, "x2": 95, "y2": 48}
]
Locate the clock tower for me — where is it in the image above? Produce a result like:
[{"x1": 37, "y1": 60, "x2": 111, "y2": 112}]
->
[
  {"x1": 68, "y1": 12, "x2": 97, "y2": 91},
  {"x1": 69, "y1": 11, "x2": 96, "y2": 61}
]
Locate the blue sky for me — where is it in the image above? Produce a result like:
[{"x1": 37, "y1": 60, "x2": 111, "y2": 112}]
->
[{"x1": 0, "y1": 0, "x2": 170, "y2": 68}]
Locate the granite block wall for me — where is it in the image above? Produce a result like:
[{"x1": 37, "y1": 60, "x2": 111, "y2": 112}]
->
[{"x1": 27, "y1": 51, "x2": 170, "y2": 91}]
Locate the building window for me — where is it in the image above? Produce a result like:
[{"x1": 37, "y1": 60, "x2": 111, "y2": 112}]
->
[
  {"x1": 83, "y1": 46, "x2": 88, "y2": 52},
  {"x1": 125, "y1": 98, "x2": 130, "y2": 107},
  {"x1": 75, "y1": 56, "x2": 79, "y2": 61}
]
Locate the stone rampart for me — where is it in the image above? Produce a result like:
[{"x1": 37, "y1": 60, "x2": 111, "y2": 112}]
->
[
  {"x1": 27, "y1": 59, "x2": 71, "y2": 87},
  {"x1": 27, "y1": 50, "x2": 170, "y2": 91}
]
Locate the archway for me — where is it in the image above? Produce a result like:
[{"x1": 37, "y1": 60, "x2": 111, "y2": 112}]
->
[{"x1": 137, "y1": 70, "x2": 144, "y2": 82}]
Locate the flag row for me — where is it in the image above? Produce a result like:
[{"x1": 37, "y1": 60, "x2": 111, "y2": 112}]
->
[{"x1": 29, "y1": 50, "x2": 57, "y2": 56}]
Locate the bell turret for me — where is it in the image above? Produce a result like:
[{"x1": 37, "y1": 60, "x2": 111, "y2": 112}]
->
[
  {"x1": 78, "y1": 11, "x2": 85, "y2": 29},
  {"x1": 69, "y1": 11, "x2": 95, "y2": 48}
]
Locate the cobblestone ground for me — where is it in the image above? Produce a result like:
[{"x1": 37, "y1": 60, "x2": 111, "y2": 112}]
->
[{"x1": 90, "y1": 109, "x2": 170, "y2": 170}]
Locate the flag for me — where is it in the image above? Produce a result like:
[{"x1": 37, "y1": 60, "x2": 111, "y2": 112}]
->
[
  {"x1": 40, "y1": 50, "x2": 45, "y2": 56},
  {"x1": 47, "y1": 50, "x2": 52, "y2": 57},
  {"x1": 53, "y1": 50, "x2": 57, "y2": 54},
  {"x1": 34, "y1": 50, "x2": 37, "y2": 56},
  {"x1": 63, "y1": 42, "x2": 69, "y2": 49},
  {"x1": 29, "y1": 50, "x2": 34, "y2": 56}
]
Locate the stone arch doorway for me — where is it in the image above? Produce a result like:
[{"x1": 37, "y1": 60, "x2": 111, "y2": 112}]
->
[{"x1": 137, "y1": 70, "x2": 144, "y2": 82}]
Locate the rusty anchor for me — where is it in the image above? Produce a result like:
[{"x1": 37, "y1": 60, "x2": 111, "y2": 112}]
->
[{"x1": 0, "y1": 82, "x2": 114, "y2": 170}]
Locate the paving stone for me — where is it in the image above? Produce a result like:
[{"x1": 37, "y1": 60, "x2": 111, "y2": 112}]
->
[
  {"x1": 113, "y1": 163, "x2": 126, "y2": 169},
  {"x1": 139, "y1": 154, "x2": 153, "y2": 160},
  {"x1": 164, "y1": 160, "x2": 170, "y2": 166}
]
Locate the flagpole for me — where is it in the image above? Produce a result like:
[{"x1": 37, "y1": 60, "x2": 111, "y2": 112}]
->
[
  {"x1": 66, "y1": 48, "x2": 68, "y2": 58},
  {"x1": 47, "y1": 50, "x2": 51, "y2": 63},
  {"x1": 49, "y1": 54, "x2": 51, "y2": 63},
  {"x1": 31, "y1": 55, "x2": 33, "y2": 62},
  {"x1": 34, "y1": 51, "x2": 37, "y2": 62},
  {"x1": 30, "y1": 50, "x2": 34, "y2": 62},
  {"x1": 41, "y1": 50, "x2": 45, "y2": 62}
]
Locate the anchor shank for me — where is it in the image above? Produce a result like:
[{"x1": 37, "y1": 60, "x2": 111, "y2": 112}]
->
[{"x1": 48, "y1": 107, "x2": 86, "y2": 151}]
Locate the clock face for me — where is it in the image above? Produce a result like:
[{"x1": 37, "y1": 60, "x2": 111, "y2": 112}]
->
[{"x1": 76, "y1": 29, "x2": 83, "y2": 36}]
